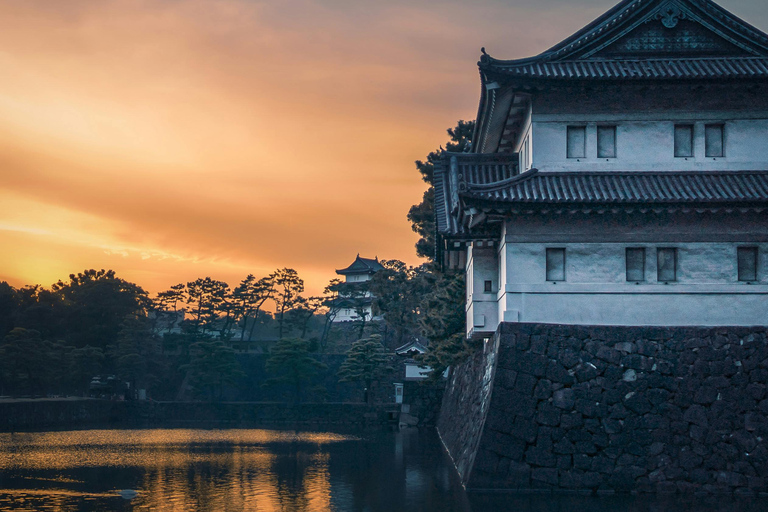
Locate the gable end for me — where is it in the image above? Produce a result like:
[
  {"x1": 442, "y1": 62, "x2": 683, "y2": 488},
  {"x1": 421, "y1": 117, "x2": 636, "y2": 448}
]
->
[
  {"x1": 591, "y1": 17, "x2": 750, "y2": 58},
  {"x1": 570, "y1": 0, "x2": 768, "y2": 59}
]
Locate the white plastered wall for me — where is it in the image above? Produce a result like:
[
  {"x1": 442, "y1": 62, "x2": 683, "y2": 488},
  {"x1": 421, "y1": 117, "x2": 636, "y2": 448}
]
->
[
  {"x1": 464, "y1": 213, "x2": 768, "y2": 334},
  {"x1": 531, "y1": 114, "x2": 768, "y2": 172},
  {"x1": 466, "y1": 243, "x2": 499, "y2": 337},
  {"x1": 499, "y1": 242, "x2": 768, "y2": 326}
]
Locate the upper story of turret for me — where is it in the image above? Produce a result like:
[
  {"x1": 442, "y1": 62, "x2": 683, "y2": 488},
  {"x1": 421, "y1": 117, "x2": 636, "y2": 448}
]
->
[
  {"x1": 472, "y1": 0, "x2": 768, "y2": 173},
  {"x1": 335, "y1": 255, "x2": 383, "y2": 284}
]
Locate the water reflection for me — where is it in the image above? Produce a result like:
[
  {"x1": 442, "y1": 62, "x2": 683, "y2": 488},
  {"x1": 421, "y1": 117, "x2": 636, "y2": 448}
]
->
[
  {"x1": 1, "y1": 428, "x2": 445, "y2": 512},
  {"x1": 0, "y1": 429, "x2": 766, "y2": 511}
]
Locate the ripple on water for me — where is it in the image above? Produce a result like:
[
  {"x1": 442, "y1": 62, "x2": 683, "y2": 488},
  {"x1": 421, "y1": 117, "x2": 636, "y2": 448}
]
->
[{"x1": 2, "y1": 429, "x2": 768, "y2": 512}]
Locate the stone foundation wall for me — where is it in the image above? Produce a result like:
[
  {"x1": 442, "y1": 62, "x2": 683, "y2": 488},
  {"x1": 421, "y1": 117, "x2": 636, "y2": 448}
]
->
[
  {"x1": 437, "y1": 338, "x2": 498, "y2": 480},
  {"x1": 438, "y1": 323, "x2": 768, "y2": 494}
]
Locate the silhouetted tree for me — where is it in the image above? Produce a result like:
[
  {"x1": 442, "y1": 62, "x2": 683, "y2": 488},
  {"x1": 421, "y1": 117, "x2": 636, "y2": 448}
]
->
[
  {"x1": 265, "y1": 338, "x2": 326, "y2": 402},
  {"x1": 111, "y1": 315, "x2": 162, "y2": 396},
  {"x1": 0, "y1": 328, "x2": 59, "y2": 396},
  {"x1": 231, "y1": 274, "x2": 275, "y2": 341},
  {"x1": 338, "y1": 334, "x2": 393, "y2": 404},
  {"x1": 153, "y1": 283, "x2": 186, "y2": 335},
  {"x1": 185, "y1": 277, "x2": 229, "y2": 336},
  {"x1": 68, "y1": 345, "x2": 104, "y2": 395},
  {"x1": 369, "y1": 260, "x2": 429, "y2": 347},
  {"x1": 182, "y1": 340, "x2": 244, "y2": 400},
  {"x1": 51, "y1": 269, "x2": 150, "y2": 349},
  {"x1": 0, "y1": 282, "x2": 18, "y2": 338},
  {"x1": 272, "y1": 269, "x2": 304, "y2": 339},
  {"x1": 415, "y1": 271, "x2": 471, "y2": 380},
  {"x1": 14, "y1": 285, "x2": 61, "y2": 340},
  {"x1": 407, "y1": 120, "x2": 474, "y2": 260},
  {"x1": 285, "y1": 296, "x2": 324, "y2": 339},
  {"x1": 319, "y1": 279, "x2": 344, "y2": 351}
]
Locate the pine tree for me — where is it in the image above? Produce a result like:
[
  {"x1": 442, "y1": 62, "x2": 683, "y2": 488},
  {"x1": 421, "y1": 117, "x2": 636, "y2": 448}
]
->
[
  {"x1": 182, "y1": 339, "x2": 244, "y2": 401},
  {"x1": 338, "y1": 334, "x2": 393, "y2": 404},
  {"x1": 264, "y1": 338, "x2": 326, "y2": 402},
  {"x1": 407, "y1": 120, "x2": 474, "y2": 260}
]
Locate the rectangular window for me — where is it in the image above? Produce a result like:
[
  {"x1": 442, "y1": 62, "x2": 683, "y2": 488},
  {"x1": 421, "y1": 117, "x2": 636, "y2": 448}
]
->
[
  {"x1": 597, "y1": 125, "x2": 617, "y2": 158},
  {"x1": 567, "y1": 126, "x2": 586, "y2": 159},
  {"x1": 546, "y1": 248, "x2": 566, "y2": 281},
  {"x1": 738, "y1": 247, "x2": 758, "y2": 282},
  {"x1": 626, "y1": 248, "x2": 646, "y2": 282},
  {"x1": 484, "y1": 280, "x2": 493, "y2": 293},
  {"x1": 705, "y1": 124, "x2": 724, "y2": 157},
  {"x1": 657, "y1": 248, "x2": 677, "y2": 282},
  {"x1": 674, "y1": 124, "x2": 694, "y2": 157}
]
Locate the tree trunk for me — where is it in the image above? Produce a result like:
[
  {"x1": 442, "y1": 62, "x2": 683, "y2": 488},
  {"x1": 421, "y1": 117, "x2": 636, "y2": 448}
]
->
[
  {"x1": 247, "y1": 306, "x2": 264, "y2": 341},
  {"x1": 240, "y1": 308, "x2": 251, "y2": 341},
  {"x1": 278, "y1": 303, "x2": 286, "y2": 339},
  {"x1": 319, "y1": 317, "x2": 332, "y2": 352},
  {"x1": 300, "y1": 313, "x2": 312, "y2": 339},
  {"x1": 358, "y1": 316, "x2": 367, "y2": 338}
]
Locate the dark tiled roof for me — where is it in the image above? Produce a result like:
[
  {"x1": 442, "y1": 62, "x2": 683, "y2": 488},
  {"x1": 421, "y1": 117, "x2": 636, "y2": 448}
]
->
[
  {"x1": 531, "y1": 0, "x2": 768, "y2": 61},
  {"x1": 336, "y1": 255, "x2": 384, "y2": 275},
  {"x1": 395, "y1": 340, "x2": 428, "y2": 355},
  {"x1": 435, "y1": 152, "x2": 519, "y2": 234},
  {"x1": 482, "y1": 57, "x2": 768, "y2": 80},
  {"x1": 464, "y1": 169, "x2": 768, "y2": 205},
  {"x1": 478, "y1": 0, "x2": 768, "y2": 81}
]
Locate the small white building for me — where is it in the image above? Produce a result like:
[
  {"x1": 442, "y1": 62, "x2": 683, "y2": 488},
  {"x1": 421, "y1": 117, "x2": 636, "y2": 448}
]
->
[
  {"x1": 395, "y1": 340, "x2": 431, "y2": 380},
  {"x1": 435, "y1": 0, "x2": 768, "y2": 338},
  {"x1": 334, "y1": 255, "x2": 384, "y2": 322}
]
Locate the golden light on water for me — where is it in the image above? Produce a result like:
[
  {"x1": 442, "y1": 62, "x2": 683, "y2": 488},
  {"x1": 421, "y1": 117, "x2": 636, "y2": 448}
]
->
[
  {"x1": 0, "y1": 429, "x2": 352, "y2": 511},
  {"x1": 0, "y1": 429, "x2": 352, "y2": 470}
]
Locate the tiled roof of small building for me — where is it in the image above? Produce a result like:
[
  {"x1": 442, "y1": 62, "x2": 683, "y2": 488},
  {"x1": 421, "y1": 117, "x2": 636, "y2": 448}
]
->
[
  {"x1": 395, "y1": 340, "x2": 428, "y2": 355},
  {"x1": 335, "y1": 255, "x2": 384, "y2": 275},
  {"x1": 464, "y1": 169, "x2": 768, "y2": 205}
]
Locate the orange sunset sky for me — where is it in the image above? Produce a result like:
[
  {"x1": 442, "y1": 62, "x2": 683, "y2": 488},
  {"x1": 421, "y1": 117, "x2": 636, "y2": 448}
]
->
[{"x1": 1, "y1": 0, "x2": 766, "y2": 297}]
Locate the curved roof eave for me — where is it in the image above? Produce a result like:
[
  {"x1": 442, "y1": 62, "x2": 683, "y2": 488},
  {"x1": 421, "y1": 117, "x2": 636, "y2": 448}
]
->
[{"x1": 470, "y1": 67, "x2": 490, "y2": 153}]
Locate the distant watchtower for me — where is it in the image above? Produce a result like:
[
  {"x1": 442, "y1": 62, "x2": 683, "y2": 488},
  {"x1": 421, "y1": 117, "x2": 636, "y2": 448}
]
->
[{"x1": 334, "y1": 255, "x2": 384, "y2": 322}]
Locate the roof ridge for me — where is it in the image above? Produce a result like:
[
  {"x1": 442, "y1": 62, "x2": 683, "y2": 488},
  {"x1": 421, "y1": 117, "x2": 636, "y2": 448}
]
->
[
  {"x1": 555, "y1": 56, "x2": 768, "y2": 63},
  {"x1": 483, "y1": 58, "x2": 768, "y2": 79},
  {"x1": 335, "y1": 255, "x2": 384, "y2": 274},
  {"x1": 461, "y1": 169, "x2": 768, "y2": 205},
  {"x1": 465, "y1": 169, "x2": 768, "y2": 195},
  {"x1": 479, "y1": 0, "x2": 768, "y2": 69},
  {"x1": 532, "y1": 170, "x2": 768, "y2": 175}
]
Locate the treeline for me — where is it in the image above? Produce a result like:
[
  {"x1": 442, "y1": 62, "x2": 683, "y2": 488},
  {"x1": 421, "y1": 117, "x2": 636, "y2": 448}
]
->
[
  {"x1": 0, "y1": 261, "x2": 466, "y2": 401},
  {"x1": 1, "y1": 119, "x2": 478, "y2": 402}
]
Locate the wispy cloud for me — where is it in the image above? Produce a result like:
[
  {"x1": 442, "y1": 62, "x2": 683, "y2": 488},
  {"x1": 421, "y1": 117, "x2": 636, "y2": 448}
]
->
[{"x1": 0, "y1": 0, "x2": 765, "y2": 293}]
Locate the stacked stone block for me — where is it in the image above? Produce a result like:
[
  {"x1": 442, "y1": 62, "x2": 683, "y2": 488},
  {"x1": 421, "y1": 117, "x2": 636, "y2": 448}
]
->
[{"x1": 441, "y1": 323, "x2": 768, "y2": 494}]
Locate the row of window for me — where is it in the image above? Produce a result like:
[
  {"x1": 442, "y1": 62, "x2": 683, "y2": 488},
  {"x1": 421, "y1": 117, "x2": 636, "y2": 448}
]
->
[
  {"x1": 674, "y1": 124, "x2": 724, "y2": 158},
  {"x1": 545, "y1": 247, "x2": 759, "y2": 283},
  {"x1": 566, "y1": 124, "x2": 725, "y2": 159},
  {"x1": 567, "y1": 126, "x2": 616, "y2": 159}
]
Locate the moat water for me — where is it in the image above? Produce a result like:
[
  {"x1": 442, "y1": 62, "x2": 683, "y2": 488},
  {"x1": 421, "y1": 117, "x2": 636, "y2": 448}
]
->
[{"x1": 0, "y1": 428, "x2": 766, "y2": 511}]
